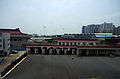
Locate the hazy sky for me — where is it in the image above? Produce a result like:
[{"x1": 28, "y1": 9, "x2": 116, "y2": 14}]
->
[{"x1": 0, "y1": 0, "x2": 120, "y2": 35}]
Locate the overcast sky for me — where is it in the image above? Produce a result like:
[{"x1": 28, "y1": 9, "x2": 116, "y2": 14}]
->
[{"x1": 0, "y1": 0, "x2": 120, "y2": 35}]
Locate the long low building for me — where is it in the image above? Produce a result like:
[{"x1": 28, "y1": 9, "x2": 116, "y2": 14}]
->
[{"x1": 26, "y1": 38, "x2": 120, "y2": 56}]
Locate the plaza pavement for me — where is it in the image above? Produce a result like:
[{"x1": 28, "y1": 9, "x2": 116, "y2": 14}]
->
[{"x1": 3, "y1": 55, "x2": 120, "y2": 79}]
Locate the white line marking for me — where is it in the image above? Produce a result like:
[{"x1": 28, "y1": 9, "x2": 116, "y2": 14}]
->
[{"x1": 1, "y1": 57, "x2": 27, "y2": 79}]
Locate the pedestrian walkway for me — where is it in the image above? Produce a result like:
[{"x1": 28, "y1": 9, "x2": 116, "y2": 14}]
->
[{"x1": 0, "y1": 51, "x2": 26, "y2": 73}]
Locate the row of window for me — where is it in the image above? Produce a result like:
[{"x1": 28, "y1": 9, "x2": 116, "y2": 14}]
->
[
  {"x1": 0, "y1": 43, "x2": 10, "y2": 47},
  {"x1": 10, "y1": 39, "x2": 22, "y2": 41},
  {"x1": 0, "y1": 39, "x2": 10, "y2": 42},
  {"x1": 58, "y1": 42, "x2": 96, "y2": 46}
]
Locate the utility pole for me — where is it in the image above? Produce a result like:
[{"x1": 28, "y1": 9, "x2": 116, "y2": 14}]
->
[{"x1": 43, "y1": 26, "x2": 46, "y2": 36}]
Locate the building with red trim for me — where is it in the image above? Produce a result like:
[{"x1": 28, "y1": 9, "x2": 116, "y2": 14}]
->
[
  {"x1": 26, "y1": 38, "x2": 120, "y2": 56},
  {"x1": 0, "y1": 28, "x2": 32, "y2": 50}
]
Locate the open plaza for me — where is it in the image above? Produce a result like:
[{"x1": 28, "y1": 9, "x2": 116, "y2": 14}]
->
[{"x1": 2, "y1": 55, "x2": 120, "y2": 79}]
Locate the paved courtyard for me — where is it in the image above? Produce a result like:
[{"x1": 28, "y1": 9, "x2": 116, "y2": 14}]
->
[{"x1": 3, "y1": 55, "x2": 120, "y2": 79}]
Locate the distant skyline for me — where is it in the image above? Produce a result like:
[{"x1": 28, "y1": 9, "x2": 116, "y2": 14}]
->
[{"x1": 0, "y1": 0, "x2": 120, "y2": 35}]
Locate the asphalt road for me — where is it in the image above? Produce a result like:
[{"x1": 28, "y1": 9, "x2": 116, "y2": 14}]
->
[{"x1": 4, "y1": 55, "x2": 120, "y2": 79}]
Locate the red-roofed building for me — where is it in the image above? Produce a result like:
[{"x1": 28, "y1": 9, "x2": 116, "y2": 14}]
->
[
  {"x1": 26, "y1": 38, "x2": 120, "y2": 56},
  {"x1": 0, "y1": 28, "x2": 32, "y2": 50}
]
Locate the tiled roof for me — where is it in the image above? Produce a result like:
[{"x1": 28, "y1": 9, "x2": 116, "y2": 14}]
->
[{"x1": 0, "y1": 28, "x2": 32, "y2": 36}]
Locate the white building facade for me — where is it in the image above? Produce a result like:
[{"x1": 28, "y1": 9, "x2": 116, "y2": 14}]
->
[{"x1": 0, "y1": 33, "x2": 10, "y2": 56}]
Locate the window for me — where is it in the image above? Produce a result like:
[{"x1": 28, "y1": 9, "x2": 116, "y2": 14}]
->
[
  {"x1": 89, "y1": 43, "x2": 93, "y2": 45},
  {"x1": 74, "y1": 42, "x2": 76, "y2": 45},
  {"x1": 66, "y1": 42, "x2": 69, "y2": 45},
  {"x1": 83, "y1": 43, "x2": 86, "y2": 45},
  {"x1": 63, "y1": 42, "x2": 65, "y2": 45},
  {"x1": 8, "y1": 43, "x2": 10, "y2": 45},
  {"x1": 18, "y1": 39, "x2": 22, "y2": 41},
  {"x1": 59, "y1": 42, "x2": 61, "y2": 45},
  {"x1": 10, "y1": 39, "x2": 13, "y2": 41},
  {"x1": 14, "y1": 39, "x2": 17, "y2": 41},
  {"x1": 78, "y1": 43, "x2": 80, "y2": 45},
  {"x1": 0, "y1": 39, "x2": 2, "y2": 42},
  {"x1": 10, "y1": 44, "x2": 13, "y2": 47}
]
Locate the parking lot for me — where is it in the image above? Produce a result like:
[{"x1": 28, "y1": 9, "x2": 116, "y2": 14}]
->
[{"x1": 4, "y1": 55, "x2": 120, "y2": 79}]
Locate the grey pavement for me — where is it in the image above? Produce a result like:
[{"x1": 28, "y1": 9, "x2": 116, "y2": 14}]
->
[{"x1": 4, "y1": 55, "x2": 120, "y2": 79}]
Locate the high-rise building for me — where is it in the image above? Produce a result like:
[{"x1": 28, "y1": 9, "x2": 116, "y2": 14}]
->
[
  {"x1": 114, "y1": 26, "x2": 120, "y2": 35},
  {"x1": 100, "y1": 22, "x2": 115, "y2": 33},
  {"x1": 82, "y1": 26, "x2": 86, "y2": 34},
  {"x1": 82, "y1": 22, "x2": 115, "y2": 34}
]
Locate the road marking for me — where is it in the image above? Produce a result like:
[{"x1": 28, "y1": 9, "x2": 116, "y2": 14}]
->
[{"x1": 1, "y1": 57, "x2": 27, "y2": 79}]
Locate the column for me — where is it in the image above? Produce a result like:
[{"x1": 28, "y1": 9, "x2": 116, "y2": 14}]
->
[
  {"x1": 76, "y1": 49, "x2": 79, "y2": 55},
  {"x1": 71, "y1": 49, "x2": 74, "y2": 55},
  {"x1": 64, "y1": 48, "x2": 68, "y2": 54},
  {"x1": 106, "y1": 50, "x2": 109, "y2": 56},
  {"x1": 34, "y1": 48, "x2": 37, "y2": 54},
  {"x1": 49, "y1": 48, "x2": 52, "y2": 54},
  {"x1": 86, "y1": 50, "x2": 89, "y2": 56},
  {"x1": 96, "y1": 50, "x2": 99, "y2": 56},
  {"x1": 56, "y1": 49, "x2": 59, "y2": 54},
  {"x1": 41, "y1": 47, "x2": 45, "y2": 54}
]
